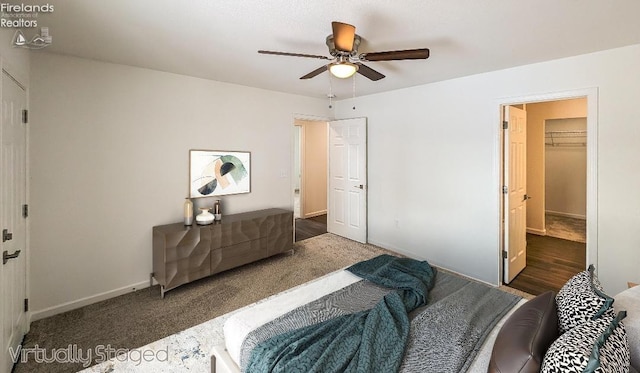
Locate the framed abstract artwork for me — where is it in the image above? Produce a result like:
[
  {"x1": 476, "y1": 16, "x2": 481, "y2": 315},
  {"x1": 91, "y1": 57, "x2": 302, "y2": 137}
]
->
[{"x1": 189, "y1": 150, "x2": 251, "y2": 198}]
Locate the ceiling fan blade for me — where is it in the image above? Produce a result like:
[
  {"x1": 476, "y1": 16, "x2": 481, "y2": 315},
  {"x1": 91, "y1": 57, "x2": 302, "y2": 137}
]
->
[
  {"x1": 360, "y1": 48, "x2": 430, "y2": 61},
  {"x1": 356, "y1": 63, "x2": 385, "y2": 81},
  {"x1": 332, "y1": 21, "x2": 356, "y2": 52},
  {"x1": 258, "y1": 50, "x2": 330, "y2": 60},
  {"x1": 300, "y1": 65, "x2": 329, "y2": 79}
]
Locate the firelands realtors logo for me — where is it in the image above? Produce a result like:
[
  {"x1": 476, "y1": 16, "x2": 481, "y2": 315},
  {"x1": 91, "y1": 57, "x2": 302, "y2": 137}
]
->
[
  {"x1": 1, "y1": 3, "x2": 53, "y2": 48},
  {"x1": 1, "y1": 2, "x2": 53, "y2": 27}
]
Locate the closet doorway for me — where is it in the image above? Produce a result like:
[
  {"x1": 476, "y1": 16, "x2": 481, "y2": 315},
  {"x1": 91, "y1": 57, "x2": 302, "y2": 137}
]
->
[
  {"x1": 500, "y1": 92, "x2": 597, "y2": 296},
  {"x1": 544, "y1": 117, "x2": 587, "y2": 244}
]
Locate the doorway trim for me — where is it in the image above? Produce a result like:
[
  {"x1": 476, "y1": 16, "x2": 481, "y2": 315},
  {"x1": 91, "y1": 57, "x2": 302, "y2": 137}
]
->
[{"x1": 496, "y1": 88, "x2": 598, "y2": 283}]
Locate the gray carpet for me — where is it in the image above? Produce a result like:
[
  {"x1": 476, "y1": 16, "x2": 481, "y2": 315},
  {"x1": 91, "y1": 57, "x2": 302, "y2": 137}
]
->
[
  {"x1": 545, "y1": 213, "x2": 586, "y2": 243},
  {"x1": 14, "y1": 233, "x2": 394, "y2": 373}
]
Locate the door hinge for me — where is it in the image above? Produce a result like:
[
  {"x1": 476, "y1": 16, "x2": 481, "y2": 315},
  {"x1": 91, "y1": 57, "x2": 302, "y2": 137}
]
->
[
  {"x1": 502, "y1": 120, "x2": 508, "y2": 130},
  {"x1": 22, "y1": 109, "x2": 28, "y2": 124},
  {"x1": 24, "y1": 298, "x2": 29, "y2": 312},
  {"x1": 22, "y1": 204, "x2": 28, "y2": 218},
  {"x1": 2, "y1": 229, "x2": 12, "y2": 242},
  {"x1": 502, "y1": 250, "x2": 508, "y2": 259},
  {"x1": 502, "y1": 186, "x2": 508, "y2": 194}
]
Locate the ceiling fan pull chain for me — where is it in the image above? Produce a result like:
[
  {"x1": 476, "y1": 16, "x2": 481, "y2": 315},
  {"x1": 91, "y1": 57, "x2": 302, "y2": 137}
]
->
[
  {"x1": 328, "y1": 69, "x2": 334, "y2": 109},
  {"x1": 352, "y1": 74, "x2": 356, "y2": 110}
]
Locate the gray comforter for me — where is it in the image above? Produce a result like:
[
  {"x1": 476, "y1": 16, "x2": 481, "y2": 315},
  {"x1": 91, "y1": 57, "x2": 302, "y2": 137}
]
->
[{"x1": 240, "y1": 269, "x2": 520, "y2": 373}]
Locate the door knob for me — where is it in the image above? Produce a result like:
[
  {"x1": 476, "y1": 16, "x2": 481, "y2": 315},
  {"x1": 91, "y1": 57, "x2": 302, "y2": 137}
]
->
[
  {"x1": 523, "y1": 194, "x2": 531, "y2": 201},
  {"x1": 3, "y1": 250, "x2": 21, "y2": 265},
  {"x1": 354, "y1": 184, "x2": 364, "y2": 189}
]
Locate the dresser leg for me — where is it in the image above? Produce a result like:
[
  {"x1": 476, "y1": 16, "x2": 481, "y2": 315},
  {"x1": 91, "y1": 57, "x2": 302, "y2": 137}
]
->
[{"x1": 160, "y1": 286, "x2": 165, "y2": 299}]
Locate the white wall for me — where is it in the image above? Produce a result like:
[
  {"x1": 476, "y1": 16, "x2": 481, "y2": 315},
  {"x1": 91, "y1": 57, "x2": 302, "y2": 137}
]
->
[
  {"x1": 335, "y1": 44, "x2": 640, "y2": 295},
  {"x1": 28, "y1": 53, "x2": 329, "y2": 318},
  {"x1": 27, "y1": 43, "x2": 640, "y2": 316}
]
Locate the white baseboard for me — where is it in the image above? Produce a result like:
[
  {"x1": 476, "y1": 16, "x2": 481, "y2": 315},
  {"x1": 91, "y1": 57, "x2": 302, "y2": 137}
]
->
[
  {"x1": 526, "y1": 227, "x2": 547, "y2": 235},
  {"x1": 302, "y1": 209, "x2": 327, "y2": 219},
  {"x1": 30, "y1": 280, "x2": 151, "y2": 322},
  {"x1": 545, "y1": 210, "x2": 586, "y2": 220}
]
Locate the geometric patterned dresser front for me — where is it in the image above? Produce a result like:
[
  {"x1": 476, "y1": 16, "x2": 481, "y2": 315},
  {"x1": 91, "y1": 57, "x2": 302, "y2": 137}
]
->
[
  {"x1": 152, "y1": 208, "x2": 293, "y2": 297},
  {"x1": 152, "y1": 223, "x2": 211, "y2": 295}
]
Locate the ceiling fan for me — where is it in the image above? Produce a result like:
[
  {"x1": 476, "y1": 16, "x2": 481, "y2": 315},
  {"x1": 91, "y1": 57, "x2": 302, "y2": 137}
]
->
[{"x1": 258, "y1": 21, "x2": 430, "y2": 81}]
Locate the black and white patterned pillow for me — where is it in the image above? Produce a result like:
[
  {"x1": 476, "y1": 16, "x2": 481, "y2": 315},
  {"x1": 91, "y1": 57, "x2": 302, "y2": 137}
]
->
[
  {"x1": 541, "y1": 311, "x2": 630, "y2": 373},
  {"x1": 556, "y1": 265, "x2": 615, "y2": 333}
]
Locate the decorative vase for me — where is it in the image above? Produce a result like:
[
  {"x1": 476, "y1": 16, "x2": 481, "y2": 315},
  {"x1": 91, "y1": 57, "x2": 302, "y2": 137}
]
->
[
  {"x1": 183, "y1": 198, "x2": 193, "y2": 226},
  {"x1": 214, "y1": 199, "x2": 222, "y2": 221},
  {"x1": 196, "y1": 207, "x2": 214, "y2": 225}
]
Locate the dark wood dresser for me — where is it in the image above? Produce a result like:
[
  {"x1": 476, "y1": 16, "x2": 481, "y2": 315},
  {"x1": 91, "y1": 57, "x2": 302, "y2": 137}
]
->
[{"x1": 152, "y1": 208, "x2": 293, "y2": 297}]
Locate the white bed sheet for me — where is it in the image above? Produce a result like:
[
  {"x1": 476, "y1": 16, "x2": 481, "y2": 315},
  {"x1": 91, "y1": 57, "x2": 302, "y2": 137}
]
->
[
  {"x1": 223, "y1": 269, "x2": 362, "y2": 365},
  {"x1": 215, "y1": 269, "x2": 526, "y2": 373}
]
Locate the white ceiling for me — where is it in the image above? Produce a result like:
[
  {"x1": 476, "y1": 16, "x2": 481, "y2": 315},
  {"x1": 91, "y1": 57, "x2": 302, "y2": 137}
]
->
[{"x1": 24, "y1": 0, "x2": 640, "y2": 99}]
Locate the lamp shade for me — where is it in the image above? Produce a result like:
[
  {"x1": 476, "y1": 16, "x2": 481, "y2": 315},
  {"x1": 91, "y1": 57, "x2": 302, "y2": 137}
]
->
[{"x1": 329, "y1": 61, "x2": 358, "y2": 79}]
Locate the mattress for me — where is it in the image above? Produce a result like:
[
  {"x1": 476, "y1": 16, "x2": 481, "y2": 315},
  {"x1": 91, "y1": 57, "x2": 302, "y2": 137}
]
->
[{"x1": 212, "y1": 269, "x2": 525, "y2": 373}]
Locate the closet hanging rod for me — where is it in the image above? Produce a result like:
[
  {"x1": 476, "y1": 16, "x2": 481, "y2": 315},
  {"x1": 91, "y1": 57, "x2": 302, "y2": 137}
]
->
[
  {"x1": 545, "y1": 130, "x2": 587, "y2": 136},
  {"x1": 545, "y1": 130, "x2": 587, "y2": 147},
  {"x1": 545, "y1": 142, "x2": 586, "y2": 147}
]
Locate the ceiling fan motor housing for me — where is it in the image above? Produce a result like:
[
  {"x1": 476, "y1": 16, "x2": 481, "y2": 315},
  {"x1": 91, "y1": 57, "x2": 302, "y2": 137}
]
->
[{"x1": 326, "y1": 34, "x2": 361, "y2": 57}]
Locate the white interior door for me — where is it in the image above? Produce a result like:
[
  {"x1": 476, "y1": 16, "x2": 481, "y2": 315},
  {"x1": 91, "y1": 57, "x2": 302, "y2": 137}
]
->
[
  {"x1": 327, "y1": 118, "x2": 367, "y2": 243},
  {"x1": 1, "y1": 70, "x2": 28, "y2": 373},
  {"x1": 504, "y1": 105, "x2": 527, "y2": 283}
]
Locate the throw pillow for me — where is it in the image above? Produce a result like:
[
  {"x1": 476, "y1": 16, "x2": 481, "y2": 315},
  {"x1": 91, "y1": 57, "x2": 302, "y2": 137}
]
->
[
  {"x1": 541, "y1": 311, "x2": 630, "y2": 373},
  {"x1": 556, "y1": 265, "x2": 615, "y2": 334}
]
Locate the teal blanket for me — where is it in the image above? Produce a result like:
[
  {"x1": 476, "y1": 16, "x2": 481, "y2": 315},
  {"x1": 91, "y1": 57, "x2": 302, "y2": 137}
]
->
[{"x1": 245, "y1": 255, "x2": 436, "y2": 373}]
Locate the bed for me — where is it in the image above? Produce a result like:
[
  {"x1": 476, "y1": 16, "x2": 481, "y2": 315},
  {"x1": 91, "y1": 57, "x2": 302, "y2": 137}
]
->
[{"x1": 210, "y1": 256, "x2": 639, "y2": 373}]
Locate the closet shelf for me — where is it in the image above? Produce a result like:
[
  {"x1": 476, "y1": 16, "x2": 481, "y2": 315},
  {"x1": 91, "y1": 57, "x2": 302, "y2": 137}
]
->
[{"x1": 545, "y1": 130, "x2": 586, "y2": 147}]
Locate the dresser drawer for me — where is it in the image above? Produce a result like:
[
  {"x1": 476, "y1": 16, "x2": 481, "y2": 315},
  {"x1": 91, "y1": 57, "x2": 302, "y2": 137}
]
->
[{"x1": 211, "y1": 238, "x2": 267, "y2": 274}]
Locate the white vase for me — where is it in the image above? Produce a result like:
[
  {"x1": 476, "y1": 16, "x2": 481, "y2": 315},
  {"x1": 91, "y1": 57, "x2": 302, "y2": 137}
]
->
[{"x1": 196, "y1": 207, "x2": 214, "y2": 225}]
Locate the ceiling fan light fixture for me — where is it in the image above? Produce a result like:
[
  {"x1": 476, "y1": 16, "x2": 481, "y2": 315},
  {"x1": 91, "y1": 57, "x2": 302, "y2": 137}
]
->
[{"x1": 329, "y1": 61, "x2": 358, "y2": 79}]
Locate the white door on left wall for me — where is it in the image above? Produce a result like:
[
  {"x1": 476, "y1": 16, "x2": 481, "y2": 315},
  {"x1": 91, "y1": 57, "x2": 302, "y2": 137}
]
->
[
  {"x1": 327, "y1": 118, "x2": 367, "y2": 243},
  {"x1": 1, "y1": 70, "x2": 28, "y2": 373}
]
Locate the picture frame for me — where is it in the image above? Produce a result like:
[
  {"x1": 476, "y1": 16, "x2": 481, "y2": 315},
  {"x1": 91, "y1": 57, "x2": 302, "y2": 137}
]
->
[{"x1": 189, "y1": 150, "x2": 251, "y2": 198}]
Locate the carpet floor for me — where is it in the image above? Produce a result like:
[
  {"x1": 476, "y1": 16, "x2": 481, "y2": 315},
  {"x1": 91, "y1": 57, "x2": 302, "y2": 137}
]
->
[
  {"x1": 14, "y1": 233, "x2": 531, "y2": 372},
  {"x1": 13, "y1": 233, "x2": 394, "y2": 373},
  {"x1": 545, "y1": 213, "x2": 586, "y2": 243}
]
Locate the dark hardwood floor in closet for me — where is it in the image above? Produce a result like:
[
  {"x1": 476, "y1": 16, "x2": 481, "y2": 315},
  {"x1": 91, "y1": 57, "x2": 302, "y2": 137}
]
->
[
  {"x1": 295, "y1": 214, "x2": 327, "y2": 242},
  {"x1": 507, "y1": 233, "x2": 586, "y2": 295}
]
